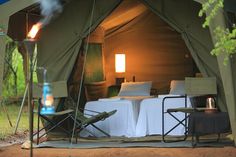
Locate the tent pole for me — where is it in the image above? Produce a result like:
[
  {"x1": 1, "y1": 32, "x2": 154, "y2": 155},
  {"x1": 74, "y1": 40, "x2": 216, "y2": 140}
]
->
[
  {"x1": 24, "y1": 39, "x2": 35, "y2": 157},
  {"x1": 70, "y1": 0, "x2": 96, "y2": 144},
  {"x1": 25, "y1": 11, "x2": 34, "y2": 157},
  {"x1": 14, "y1": 83, "x2": 29, "y2": 134}
]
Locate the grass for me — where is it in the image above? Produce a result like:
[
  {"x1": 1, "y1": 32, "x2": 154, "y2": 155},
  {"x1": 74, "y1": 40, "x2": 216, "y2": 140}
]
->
[{"x1": 0, "y1": 103, "x2": 41, "y2": 140}]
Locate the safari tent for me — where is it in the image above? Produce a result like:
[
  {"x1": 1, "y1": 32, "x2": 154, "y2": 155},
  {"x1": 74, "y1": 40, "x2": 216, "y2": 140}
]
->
[{"x1": 0, "y1": 0, "x2": 236, "y2": 145}]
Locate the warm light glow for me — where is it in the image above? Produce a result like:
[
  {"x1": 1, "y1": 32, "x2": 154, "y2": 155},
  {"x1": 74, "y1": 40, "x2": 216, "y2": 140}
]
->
[
  {"x1": 115, "y1": 54, "x2": 126, "y2": 73},
  {"x1": 41, "y1": 83, "x2": 54, "y2": 107},
  {"x1": 41, "y1": 95, "x2": 54, "y2": 106},
  {"x1": 27, "y1": 22, "x2": 42, "y2": 39}
]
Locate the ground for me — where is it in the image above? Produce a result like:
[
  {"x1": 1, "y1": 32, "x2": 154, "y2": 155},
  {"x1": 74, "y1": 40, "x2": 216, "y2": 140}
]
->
[
  {"x1": 0, "y1": 131, "x2": 28, "y2": 147},
  {"x1": 0, "y1": 144, "x2": 236, "y2": 157}
]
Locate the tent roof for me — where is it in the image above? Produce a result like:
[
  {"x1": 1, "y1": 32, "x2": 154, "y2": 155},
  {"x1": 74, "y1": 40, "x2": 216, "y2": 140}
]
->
[
  {"x1": 2, "y1": 0, "x2": 236, "y2": 33},
  {"x1": 1, "y1": 0, "x2": 236, "y2": 23},
  {"x1": 100, "y1": 0, "x2": 147, "y2": 30}
]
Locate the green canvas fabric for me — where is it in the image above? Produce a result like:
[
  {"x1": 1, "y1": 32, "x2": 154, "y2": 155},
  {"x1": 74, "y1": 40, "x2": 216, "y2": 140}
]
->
[
  {"x1": 37, "y1": 0, "x2": 121, "y2": 84},
  {"x1": 104, "y1": 10, "x2": 196, "y2": 93},
  {"x1": 142, "y1": 0, "x2": 235, "y2": 144},
  {"x1": 0, "y1": 0, "x2": 37, "y2": 20},
  {"x1": 182, "y1": 34, "x2": 226, "y2": 111},
  {"x1": 84, "y1": 43, "x2": 104, "y2": 83},
  {"x1": 207, "y1": 8, "x2": 236, "y2": 145},
  {"x1": 141, "y1": 0, "x2": 227, "y2": 111},
  {"x1": 224, "y1": 0, "x2": 236, "y2": 12}
]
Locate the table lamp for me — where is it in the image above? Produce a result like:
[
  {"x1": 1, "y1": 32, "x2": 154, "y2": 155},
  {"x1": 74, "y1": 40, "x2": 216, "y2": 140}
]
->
[{"x1": 115, "y1": 53, "x2": 126, "y2": 85}]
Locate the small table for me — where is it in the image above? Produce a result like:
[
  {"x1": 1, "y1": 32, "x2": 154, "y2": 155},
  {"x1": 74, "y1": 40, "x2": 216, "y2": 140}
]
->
[{"x1": 188, "y1": 112, "x2": 231, "y2": 146}]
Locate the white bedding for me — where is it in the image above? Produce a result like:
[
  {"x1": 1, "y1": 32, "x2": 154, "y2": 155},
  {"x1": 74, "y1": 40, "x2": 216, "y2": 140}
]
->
[
  {"x1": 82, "y1": 95, "x2": 191, "y2": 138},
  {"x1": 136, "y1": 95, "x2": 191, "y2": 137},
  {"x1": 82, "y1": 97, "x2": 144, "y2": 137}
]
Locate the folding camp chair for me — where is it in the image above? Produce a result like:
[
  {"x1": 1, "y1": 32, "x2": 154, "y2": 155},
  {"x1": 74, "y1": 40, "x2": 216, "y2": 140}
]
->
[
  {"x1": 162, "y1": 95, "x2": 193, "y2": 142},
  {"x1": 66, "y1": 97, "x2": 117, "y2": 143},
  {"x1": 162, "y1": 77, "x2": 217, "y2": 143},
  {"x1": 33, "y1": 81, "x2": 74, "y2": 144},
  {"x1": 73, "y1": 109, "x2": 117, "y2": 143}
]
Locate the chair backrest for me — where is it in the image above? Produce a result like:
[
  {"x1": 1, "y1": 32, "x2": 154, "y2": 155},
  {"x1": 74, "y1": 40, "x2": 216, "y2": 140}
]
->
[
  {"x1": 185, "y1": 77, "x2": 217, "y2": 96},
  {"x1": 185, "y1": 77, "x2": 217, "y2": 108},
  {"x1": 33, "y1": 81, "x2": 68, "y2": 98}
]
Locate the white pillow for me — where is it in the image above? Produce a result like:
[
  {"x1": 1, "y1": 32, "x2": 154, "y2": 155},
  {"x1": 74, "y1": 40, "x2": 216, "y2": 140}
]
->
[
  {"x1": 118, "y1": 81, "x2": 152, "y2": 96},
  {"x1": 169, "y1": 80, "x2": 185, "y2": 95}
]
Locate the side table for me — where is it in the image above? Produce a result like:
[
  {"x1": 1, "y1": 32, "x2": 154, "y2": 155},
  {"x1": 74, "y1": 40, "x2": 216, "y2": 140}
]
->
[{"x1": 188, "y1": 112, "x2": 231, "y2": 146}]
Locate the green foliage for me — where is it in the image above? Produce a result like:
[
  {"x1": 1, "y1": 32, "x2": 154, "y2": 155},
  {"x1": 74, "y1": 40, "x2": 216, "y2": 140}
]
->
[
  {"x1": 199, "y1": 0, "x2": 224, "y2": 28},
  {"x1": 0, "y1": 104, "x2": 41, "y2": 140},
  {"x1": 3, "y1": 41, "x2": 16, "y2": 81},
  {"x1": 15, "y1": 51, "x2": 26, "y2": 94},
  {"x1": 199, "y1": 0, "x2": 236, "y2": 65},
  {"x1": 211, "y1": 26, "x2": 236, "y2": 65},
  {"x1": 3, "y1": 47, "x2": 26, "y2": 97}
]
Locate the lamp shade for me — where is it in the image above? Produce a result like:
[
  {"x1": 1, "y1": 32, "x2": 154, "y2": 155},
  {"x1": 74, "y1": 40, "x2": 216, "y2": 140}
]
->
[{"x1": 115, "y1": 54, "x2": 126, "y2": 73}]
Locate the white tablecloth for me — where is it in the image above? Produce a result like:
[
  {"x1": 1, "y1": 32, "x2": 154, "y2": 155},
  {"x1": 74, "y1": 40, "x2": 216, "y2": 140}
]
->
[
  {"x1": 136, "y1": 95, "x2": 191, "y2": 137},
  {"x1": 81, "y1": 99, "x2": 141, "y2": 137}
]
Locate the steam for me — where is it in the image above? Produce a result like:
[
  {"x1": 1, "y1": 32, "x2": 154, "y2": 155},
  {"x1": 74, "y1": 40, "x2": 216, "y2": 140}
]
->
[{"x1": 38, "y1": 0, "x2": 63, "y2": 26}]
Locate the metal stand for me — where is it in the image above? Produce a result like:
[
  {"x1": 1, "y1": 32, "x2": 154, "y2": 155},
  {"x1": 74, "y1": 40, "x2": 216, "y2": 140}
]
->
[
  {"x1": 14, "y1": 83, "x2": 28, "y2": 134},
  {"x1": 29, "y1": 49, "x2": 34, "y2": 157},
  {"x1": 14, "y1": 55, "x2": 37, "y2": 134},
  {"x1": 24, "y1": 39, "x2": 36, "y2": 157},
  {"x1": 0, "y1": 98, "x2": 13, "y2": 127}
]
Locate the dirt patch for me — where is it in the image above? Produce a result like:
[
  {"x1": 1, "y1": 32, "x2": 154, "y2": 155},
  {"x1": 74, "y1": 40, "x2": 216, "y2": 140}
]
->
[
  {"x1": 0, "y1": 131, "x2": 28, "y2": 147},
  {"x1": 0, "y1": 144, "x2": 236, "y2": 157},
  {"x1": 1, "y1": 133, "x2": 235, "y2": 157}
]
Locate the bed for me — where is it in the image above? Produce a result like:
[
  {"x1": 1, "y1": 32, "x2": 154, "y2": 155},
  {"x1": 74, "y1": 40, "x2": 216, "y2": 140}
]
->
[
  {"x1": 81, "y1": 81, "x2": 153, "y2": 137},
  {"x1": 81, "y1": 80, "x2": 192, "y2": 138}
]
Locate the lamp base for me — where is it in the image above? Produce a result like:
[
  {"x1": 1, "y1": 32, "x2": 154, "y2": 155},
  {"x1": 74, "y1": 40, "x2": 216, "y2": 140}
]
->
[
  {"x1": 116, "y1": 77, "x2": 125, "y2": 85},
  {"x1": 40, "y1": 106, "x2": 55, "y2": 115}
]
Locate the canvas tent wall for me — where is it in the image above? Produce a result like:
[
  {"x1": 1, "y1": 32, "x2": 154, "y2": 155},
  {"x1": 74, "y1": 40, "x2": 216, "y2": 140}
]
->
[{"x1": 0, "y1": 0, "x2": 236, "y2": 145}]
